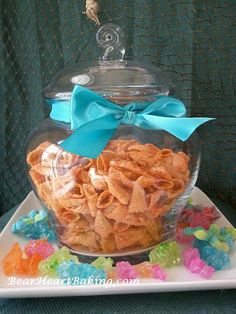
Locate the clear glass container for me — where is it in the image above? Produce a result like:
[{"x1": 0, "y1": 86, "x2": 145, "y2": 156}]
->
[{"x1": 26, "y1": 24, "x2": 200, "y2": 262}]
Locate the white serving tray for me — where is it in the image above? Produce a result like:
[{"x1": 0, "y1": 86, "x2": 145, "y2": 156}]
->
[{"x1": 0, "y1": 187, "x2": 236, "y2": 298}]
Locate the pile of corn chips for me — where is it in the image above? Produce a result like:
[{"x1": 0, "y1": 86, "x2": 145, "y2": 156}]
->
[{"x1": 27, "y1": 139, "x2": 190, "y2": 253}]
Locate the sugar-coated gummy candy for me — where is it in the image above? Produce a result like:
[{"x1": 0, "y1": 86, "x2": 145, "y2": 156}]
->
[
  {"x1": 1, "y1": 242, "x2": 42, "y2": 276},
  {"x1": 56, "y1": 261, "x2": 107, "y2": 284},
  {"x1": 56, "y1": 260, "x2": 81, "y2": 281},
  {"x1": 193, "y1": 239, "x2": 231, "y2": 270},
  {"x1": 200, "y1": 245, "x2": 231, "y2": 271},
  {"x1": 184, "y1": 224, "x2": 236, "y2": 253},
  {"x1": 183, "y1": 247, "x2": 215, "y2": 279},
  {"x1": 133, "y1": 262, "x2": 167, "y2": 280},
  {"x1": 149, "y1": 241, "x2": 181, "y2": 267},
  {"x1": 11, "y1": 209, "x2": 56, "y2": 242},
  {"x1": 133, "y1": 262, "x2": 152, "y2": 278},
  {"x1": 24, "y1": 221, "x2": 56, "y2": 242},
  {"x1": 151, "y1": 264, "x2": 167, "y2": 281},
  {"x1": 38, "y1": 247, "x2": 79, "y2": 277},
  {"x1": 24, "y1": 239, "x2": 55, "y2": 259},
  {"x1": 91, "y1": 256, "x2": 113, "y2": 270},
  {"x1": 116, "y1": 261, "x2": 138, "y2": 280}
]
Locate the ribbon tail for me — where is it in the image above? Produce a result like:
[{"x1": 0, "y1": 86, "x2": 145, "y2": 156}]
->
[
  {"x1": 139, "y1": 115, "x2": 215, "y2": 141},
  {"x1": 60, "y1": 115, "x2": 120, "y2": 158}
]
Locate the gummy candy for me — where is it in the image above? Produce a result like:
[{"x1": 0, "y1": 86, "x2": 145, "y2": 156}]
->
[
  {"x1": 11, "y1": 209, "x2": 56, "y2": 242},
  {"x1": 11, "y1": 209, "x2": 47, "y2": 232},
  {"x1": 56, "y1": 260, "x2": 80, "y2": 280},
  {"x1": 151, "y1": 264, "x2": 167, "y2": 281},
  {"x1": 24, "y1": 239, "x2": 55, "y2": 259},
  {"x1": 190, "y1": 213, "x2": 212, "y2": 229},
  {"x1": 106, "y1": 268, "x2": 118, "y2": 281},
  {"x1": 178, "y1": 204, "x2": 219, "y2": 230},
  {"x1": 183, "y1": 247, "x2": 215, "y2": 279},
  {"x1": 184, "y1": 224, "x2": 236, "y2": 253},
  {"x1": 24, "y1": 221, "x2": 56, "y2": 242},
  {"x1": 56, "y1": 261, "x2": 107, "y2": 284},
  {"x1": 133, "y1": 262, "x2": 167, "y2": 280},
  {"x1": 2, "y1": 243, "x2": 42, "y2": 276},
  {"x1": 38, "y1": 247, "x2": 79, "y2": 277},
  {"x1": 149, "y1": 241, "x2": 181, "y2": 267},
  {"x1": 116, "y1": 261, "x2": 138, "y2": 280},
  {"x1": 91, "y1": 256, "x2": 113, "y2": 270},
  {"x1": 193, "y1": 239, "x2": 231, "y2": 270},
  {"x1": 133, "y1": 262, "x2": 152, "y2": 278}
]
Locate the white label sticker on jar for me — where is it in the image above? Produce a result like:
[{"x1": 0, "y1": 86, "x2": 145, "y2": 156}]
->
[{"x1": 71, "y1": 74, "x2": 91, "y2": 85}]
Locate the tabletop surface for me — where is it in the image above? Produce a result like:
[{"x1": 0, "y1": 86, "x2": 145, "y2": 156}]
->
[{"x1": 0, "y1": 197, "x2": 236, "y2": 314}]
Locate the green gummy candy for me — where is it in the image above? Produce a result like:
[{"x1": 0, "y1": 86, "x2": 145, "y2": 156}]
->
[
  {"x1": 91, "y1": 257, "x2": 113, "y2": 270},
  {"x1": 208, "y1": 224, "x2": 220, "y2": 235},
  {"x1": 38, "y1": 247, "x2": 79, "y2": 277},
  {"x1": 149, "y1": 241, "x2": 181, "y2": 268}
]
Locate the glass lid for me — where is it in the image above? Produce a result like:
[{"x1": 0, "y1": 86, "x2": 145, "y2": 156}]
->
[{"x1": 44, "y1": 24, "x2": 172, "y2": 104}]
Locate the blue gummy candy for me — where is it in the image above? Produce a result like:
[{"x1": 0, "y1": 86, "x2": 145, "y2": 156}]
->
[
  {"x1": 195, "y1": 241, "x2": 231, "y2": 271},
  {"x1": 28, "y1": 209, "x2": 39, "y2": 218},
  {"x1": 56, "y1": 262, "x2": 107, "y2": 285},
  {"x1": 56, "y1": 260, "x2": 80, "y2": 280},
  {"x1": 76, "y1": 263, "x2": 107, "y2": 282},
  {"x1": 24, "y1": 221, "x2": 56, "y2": 242}
]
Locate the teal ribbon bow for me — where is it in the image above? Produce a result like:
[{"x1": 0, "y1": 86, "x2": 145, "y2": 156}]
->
[{"x1": 48, "y1": 85, "x2": 214, "y2": 158}]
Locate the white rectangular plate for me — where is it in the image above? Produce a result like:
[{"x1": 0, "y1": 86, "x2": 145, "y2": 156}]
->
[{"x1": 0, "y1": 187, "x2": 236, "y2": 298}]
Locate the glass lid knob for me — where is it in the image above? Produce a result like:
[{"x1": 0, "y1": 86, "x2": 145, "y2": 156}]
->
[{"x1": 96, "y1": 23, "x2": 125, "y2": 61}]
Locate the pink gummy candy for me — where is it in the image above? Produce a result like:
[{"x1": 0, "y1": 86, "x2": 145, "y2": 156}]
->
[
  {"x1": 151, "y1": 264, "x2": 167, "y2": 281},
  {"x1": 199, "y1": 265, "x2": 215, "y2": 279},
  {"x1": 202, "y1": 206, "x2": 220, "y2": 220},
  {"x1": 183, "y1": 247, "x2": 200, "y2": 268},
  {"x1": 24, "y1": 239, "x2": 55, "y2": 259},
  {"x1": 184, "y1": 248, "x2": 215, "y2": 279},
  {"x1": 116, "y1": 261, "x2": 138, "y2": 280},
  {"x1": 190, "y1": 213, "x2": 212, "y2": 229}
]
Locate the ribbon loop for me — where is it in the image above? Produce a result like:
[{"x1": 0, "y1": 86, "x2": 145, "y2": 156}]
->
[{"x1": 48, "y1": 85, "x2": 215, "y2": 158}]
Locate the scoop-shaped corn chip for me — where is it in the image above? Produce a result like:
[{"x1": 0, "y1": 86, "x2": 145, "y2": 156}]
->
[
  {"x1": 62, "y1": 218, "x2": 91, "y2": 236},
  {"x1": 64, "y1": 231, "x2": 99, "y2": 250},
  {"x1": 29, "y1": 169, "x2": 45, "y2": 185},
  {"x1": 73, "y1": 168, "x2": 90, "y2": 183},
  {"x1": 105, "y1": 177, "x2": 130, "y2": 205},
  {"x1": 129, "y1": 181, "x2": 148, "y2": 212},
  {"x1": 87, "y1": 193, "x2": 98, "y2": 217},
  {"x1": 104, "y1": 203, "x2": 147, "y2": 226},
  {"x1": 108, "y1": 167, "x2": 134, "y2": 188},
  {"x1": 95, "y1": 210, "x2": 113, "y2": 238},
  {"x1": 149, "y1": 166, "x2": 172, "y2": 180},
  {"x1": 147, "y1": 190, "x2": 166, "y2": 209},
  {"x1": 60, "y1": 211, "x2": 81, "y2": 223},
  {"x1": 89, "y1": 168, "x2": 107, "y2": 191},
  {"x1": 97, "y1": 190, "x2": 114, "y2": 208},
  {"x1": 145, "y1": 219, "x2": 160, "y2": 241},
  {"x1": 114, "y1": 227, "x2": 154, "y2": 250},
  {"x1": 137, "y1": 176, "x2": 156, "y2": 188},
  {"x1": 100, "y1": 234, "x2": 117, "y2": 252},
  {"x1": 27, "y1": 148, "x2": 44, "y2": 166},
  {"x1": 113, "y1": 222, "x2": 129, "y2": 232},
  {"x1": 82, "y1": 184, "x2": 96, "y2": 197},
  {"x1": 154, "y1": 179, "x2": 174, "y2": 190},
  {"x1": 172, "y1": 152, "x2": 189, "y2": 174},
  {"x1": 111, "y1": 160, "x2": 146, "y2": 177},
  {"x1": 161, "y1": 149, "x2": 173, "y2": 157}
]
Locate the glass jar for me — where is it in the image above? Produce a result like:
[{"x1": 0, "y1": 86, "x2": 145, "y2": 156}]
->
[{"x1": 26, "y1": 24, "x2": 200, "y2": 261}]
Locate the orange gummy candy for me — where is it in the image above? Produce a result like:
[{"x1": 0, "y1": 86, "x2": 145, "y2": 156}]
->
[{"x1": 2, "y1": 243, "x2": 42, "y2": 277}]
